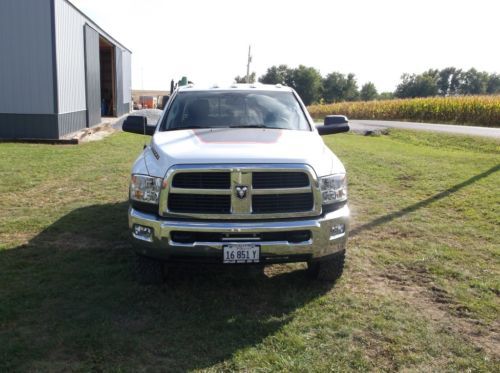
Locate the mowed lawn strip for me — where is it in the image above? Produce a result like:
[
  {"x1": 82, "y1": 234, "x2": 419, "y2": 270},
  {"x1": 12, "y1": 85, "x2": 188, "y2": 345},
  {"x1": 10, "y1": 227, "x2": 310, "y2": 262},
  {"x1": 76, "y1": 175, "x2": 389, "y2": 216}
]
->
[{"x1": 0, "y1": 130, "x2": 498, "y2": 371}]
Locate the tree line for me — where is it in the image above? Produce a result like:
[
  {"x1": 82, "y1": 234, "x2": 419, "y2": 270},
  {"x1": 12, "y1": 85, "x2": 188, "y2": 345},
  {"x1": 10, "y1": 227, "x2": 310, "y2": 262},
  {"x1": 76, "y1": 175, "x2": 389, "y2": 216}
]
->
[
  {"x1": 395, "y1": 68, "x2": 500, "y2": 98},
  {"x1": 235, "y1": 65, "x2": 500, "y2": 105}
]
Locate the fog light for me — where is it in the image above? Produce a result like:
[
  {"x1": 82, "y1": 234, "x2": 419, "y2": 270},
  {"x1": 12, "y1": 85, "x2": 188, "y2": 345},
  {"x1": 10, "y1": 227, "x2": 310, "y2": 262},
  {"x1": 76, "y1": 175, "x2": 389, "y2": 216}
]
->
[
  {"x1": 133, "y1": 224, "x2": 154, "y2": 242},
  {"x1": 331, "y1": 224, "x2": 345, "y2": 237}
]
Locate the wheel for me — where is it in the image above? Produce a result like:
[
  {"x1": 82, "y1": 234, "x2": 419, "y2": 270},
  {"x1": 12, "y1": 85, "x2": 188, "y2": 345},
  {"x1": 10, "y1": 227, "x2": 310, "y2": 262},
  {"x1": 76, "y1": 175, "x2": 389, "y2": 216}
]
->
[
  {"x1": 134, "y1": 254, "x2": 165, "y2": 285},
  {"x1": 307, "y1": 250, "x2": 346, "y2": 282}
]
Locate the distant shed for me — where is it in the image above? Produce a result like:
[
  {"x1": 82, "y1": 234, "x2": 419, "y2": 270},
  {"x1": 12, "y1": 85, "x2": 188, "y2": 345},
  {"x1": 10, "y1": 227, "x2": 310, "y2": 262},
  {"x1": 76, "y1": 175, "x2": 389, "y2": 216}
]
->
[{"x1": 0, "y1": 0, "x2": 132, "y2": 139}]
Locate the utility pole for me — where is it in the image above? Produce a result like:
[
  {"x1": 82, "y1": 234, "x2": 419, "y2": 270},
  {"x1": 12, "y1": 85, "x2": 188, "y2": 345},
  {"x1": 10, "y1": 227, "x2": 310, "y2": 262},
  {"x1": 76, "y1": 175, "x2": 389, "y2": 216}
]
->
[{"x1": 246, "y1": 45, "x2": 252, "y2": 83}]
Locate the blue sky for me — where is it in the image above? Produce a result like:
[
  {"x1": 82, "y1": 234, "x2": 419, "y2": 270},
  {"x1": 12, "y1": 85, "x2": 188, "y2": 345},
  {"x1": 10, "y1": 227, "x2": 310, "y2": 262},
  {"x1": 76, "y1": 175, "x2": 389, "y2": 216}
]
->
[{"x1": 71, "y1": 0, "x2": 500, "y2": 92}]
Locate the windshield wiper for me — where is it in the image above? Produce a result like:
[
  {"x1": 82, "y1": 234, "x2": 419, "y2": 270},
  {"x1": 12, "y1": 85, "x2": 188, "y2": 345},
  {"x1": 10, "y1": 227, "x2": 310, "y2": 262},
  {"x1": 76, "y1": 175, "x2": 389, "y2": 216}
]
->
[
  {"x1": 229, "y1": 124, "x2": 267, "y2": 128},
  {"x1": 229, "y1": 125, "x2": 292, "y2": 130}
]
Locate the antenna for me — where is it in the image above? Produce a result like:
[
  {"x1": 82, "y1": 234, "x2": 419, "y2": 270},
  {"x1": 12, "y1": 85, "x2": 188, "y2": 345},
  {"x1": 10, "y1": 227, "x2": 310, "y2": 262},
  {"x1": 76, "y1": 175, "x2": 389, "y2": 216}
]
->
[{"x1": 246, "y1": 45, "x2": 252, "y2": 83}]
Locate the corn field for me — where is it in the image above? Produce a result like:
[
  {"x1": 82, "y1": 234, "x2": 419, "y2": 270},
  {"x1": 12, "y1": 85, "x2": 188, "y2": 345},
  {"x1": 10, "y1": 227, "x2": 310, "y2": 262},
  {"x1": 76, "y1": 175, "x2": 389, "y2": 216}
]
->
[{"x1": 308, "y1": 96, "x2": 500, "y2": 127}]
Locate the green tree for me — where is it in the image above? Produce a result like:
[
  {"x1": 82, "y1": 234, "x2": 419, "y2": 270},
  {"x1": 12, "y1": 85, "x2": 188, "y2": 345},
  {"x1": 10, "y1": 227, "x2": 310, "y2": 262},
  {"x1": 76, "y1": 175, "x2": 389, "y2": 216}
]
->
[
  {"x1": 344, "y1": 73, "x2": 359, "y2": 101},
  {"x1": 487, "y1": 73, "x2": 500, "y2": 94},
  {"x1": 458, "y1": 68, "x2": 489, "y2": 95},
  {"x1": 259, "y1": 65, "x2": 322, "y2": 105},
  {"x1": 322, "y1": 72, "x2": 344, "y2": 102},
  {"x1": 394, "y1": 67, "x2": 500, "y2": 97},
  {"x1": 288, "y1": 65, "x2": 323, "y2": 105},
  {"x1": 258, "y1": 65, "x2": 293, "y2": 85},
  {"x1": 394, "y1": 74, "x2": 416, "y2": 98},
  {"x1": 322, "y1": 72, "x2": 359, "y2": 103},
  {"x1": 234, "y1": 72, "x2": 256, "y2": 83},
  {"x1": 395, "y1": 72, "x2": 439, "y2": 98},
  {"x1": 437, "y1": 67, "x2": 463, "y2": 95},
  {"x1": 378, "y1": 92, "x2": 394, "y2": 100},
  {"x1": 360, "y1": 82, "x2": 378, "y2": 101}
]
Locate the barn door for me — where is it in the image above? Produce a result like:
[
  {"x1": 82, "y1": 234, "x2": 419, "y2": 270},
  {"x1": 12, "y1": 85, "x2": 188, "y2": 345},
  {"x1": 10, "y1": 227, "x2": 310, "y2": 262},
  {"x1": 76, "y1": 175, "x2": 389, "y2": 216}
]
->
[
  {"x1": 115, "y1": 48, "x2": 124, "y2": 117},
  {"x1": 84, "y1": 25, "x2": 101, "y2": 127}
]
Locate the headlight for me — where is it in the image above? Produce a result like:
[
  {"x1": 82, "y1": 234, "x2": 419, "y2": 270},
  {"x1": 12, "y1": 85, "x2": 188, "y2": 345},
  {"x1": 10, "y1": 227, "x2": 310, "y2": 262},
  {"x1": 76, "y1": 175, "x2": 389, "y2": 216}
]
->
[
  {"x1": 130, "y1": 174, "x2": 162, "y2": 204},
  {"x1": 320, "y1": 174, "x2": 347, "y2": 204}
]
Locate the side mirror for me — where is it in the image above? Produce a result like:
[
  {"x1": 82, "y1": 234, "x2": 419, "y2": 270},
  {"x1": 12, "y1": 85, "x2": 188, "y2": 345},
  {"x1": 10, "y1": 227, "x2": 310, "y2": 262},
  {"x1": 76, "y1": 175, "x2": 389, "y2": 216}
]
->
[
  {"x1": 160, "y1": 95, "x2": 170, "y2": 110},
  {"x1": 324, "y1": 115, "x2": 348, "y2": 126},
  {"x1": 122, "y1": 115, "x2": 156, "y2": 135},
  {"x1": 316, "y1": 115, "x2": 349, "y2": 136}
]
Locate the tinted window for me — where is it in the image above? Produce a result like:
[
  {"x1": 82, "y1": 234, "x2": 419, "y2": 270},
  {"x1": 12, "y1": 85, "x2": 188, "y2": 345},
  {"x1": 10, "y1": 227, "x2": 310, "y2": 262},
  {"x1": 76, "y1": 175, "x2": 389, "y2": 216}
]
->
[{"x1": 161, "y1": 91, "x2": 310, "y2": 131}]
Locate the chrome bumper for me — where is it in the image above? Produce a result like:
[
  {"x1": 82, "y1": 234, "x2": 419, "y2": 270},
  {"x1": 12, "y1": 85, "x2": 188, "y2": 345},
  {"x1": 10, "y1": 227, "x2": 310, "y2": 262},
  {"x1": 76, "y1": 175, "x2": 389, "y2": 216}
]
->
[{"x1": 128, "y1": 205, "x2": 349, "y2": 263}]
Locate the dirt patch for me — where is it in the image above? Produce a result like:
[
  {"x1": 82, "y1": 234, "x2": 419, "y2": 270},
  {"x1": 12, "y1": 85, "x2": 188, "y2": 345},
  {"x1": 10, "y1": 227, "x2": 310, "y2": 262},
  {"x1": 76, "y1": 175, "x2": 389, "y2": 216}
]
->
[
  {"x1": 363, "y1": 129, "x2": 390, "y2": 137},
  {"x1": 375, "y1": 263, "x2": 500, "y2": 357},
  {"x1": 78, "y1": 123, "x2": 117, "y2": 143},
  {"x1": 59, "y1": 121, "x2": 118, "y2": 143},
  {"x1": 346, "y1": 249, "x2": 499, "y2": 358},
  {"x1": 395, "y1": 173, "x2": 418, "y2": 188}
]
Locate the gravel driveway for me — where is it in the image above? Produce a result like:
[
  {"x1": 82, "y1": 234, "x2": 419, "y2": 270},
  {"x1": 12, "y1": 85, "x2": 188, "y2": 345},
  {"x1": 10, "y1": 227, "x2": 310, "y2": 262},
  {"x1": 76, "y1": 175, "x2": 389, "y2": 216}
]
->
[{"x1": 348, "y1": 120, "x2": 500, "y2": 139}]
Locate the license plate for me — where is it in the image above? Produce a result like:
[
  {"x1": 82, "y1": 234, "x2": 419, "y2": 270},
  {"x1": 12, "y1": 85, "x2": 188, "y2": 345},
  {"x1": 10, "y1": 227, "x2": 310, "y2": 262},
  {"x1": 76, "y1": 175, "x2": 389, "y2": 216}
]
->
[{"x1": 223, "y1": 244, "x2": 260, "y2": 264}]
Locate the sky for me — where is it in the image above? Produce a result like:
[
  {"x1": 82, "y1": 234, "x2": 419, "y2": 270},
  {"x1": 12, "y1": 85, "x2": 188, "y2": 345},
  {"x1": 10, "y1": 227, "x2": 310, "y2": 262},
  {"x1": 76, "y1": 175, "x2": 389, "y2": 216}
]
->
[{"x1": 71, "y1": 0, "x2": 500, "y2": 93}]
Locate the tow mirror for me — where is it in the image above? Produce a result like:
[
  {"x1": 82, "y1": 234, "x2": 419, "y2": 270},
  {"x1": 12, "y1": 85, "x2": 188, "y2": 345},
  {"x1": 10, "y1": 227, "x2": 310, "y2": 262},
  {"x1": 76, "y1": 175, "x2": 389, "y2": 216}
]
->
[
  {"x1": 159, "y1": 95, "x2": 170, "y2": 110},
  {"x1": 316, "y1": 115, "x2": 349, "y2": 136},
  {"x1": 122, "y1": 115, "x2": 156, "y2": 136}
]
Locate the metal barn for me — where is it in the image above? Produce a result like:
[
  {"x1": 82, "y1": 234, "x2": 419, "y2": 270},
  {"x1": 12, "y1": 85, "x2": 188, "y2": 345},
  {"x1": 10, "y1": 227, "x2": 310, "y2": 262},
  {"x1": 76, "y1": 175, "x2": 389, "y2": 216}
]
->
[{"x1": 0, "y1": 0, "x2": 132, "y2": 139}]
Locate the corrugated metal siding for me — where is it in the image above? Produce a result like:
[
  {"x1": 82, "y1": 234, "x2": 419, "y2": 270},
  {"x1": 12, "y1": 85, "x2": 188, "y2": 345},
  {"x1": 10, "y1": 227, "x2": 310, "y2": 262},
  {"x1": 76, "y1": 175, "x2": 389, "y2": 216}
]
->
[
  {"x1": 0, "y1": 114, "x2": 58, "y2": 139},
  {"x1": 0, "y1": 0, "x2": 55, "y2": 114},
  {"x1": 54, "y1": 0, "x2": 87, "y2": 114},
  {"x1": 84, "y1": 25, "x2": 101, "y2": 127},
  {"x1": 58, "y1": 110, "x2": 87, "y2": 136},
  {"x1": 54, "y1": 0, "x2": 131, "y2": 119},
  {"x1": 58, "y1": 0, "x2": 131, "y2": 54},
  {"x1": 122, "y1": 51, "x2": 132, "y2": 105}
]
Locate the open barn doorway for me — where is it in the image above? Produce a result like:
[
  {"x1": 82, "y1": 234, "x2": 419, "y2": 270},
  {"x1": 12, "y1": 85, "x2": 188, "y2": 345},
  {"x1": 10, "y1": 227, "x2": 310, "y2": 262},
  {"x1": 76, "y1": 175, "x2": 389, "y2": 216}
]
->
[{"x1": 99, "y1": 36, "x2": 116, "y2": 117}]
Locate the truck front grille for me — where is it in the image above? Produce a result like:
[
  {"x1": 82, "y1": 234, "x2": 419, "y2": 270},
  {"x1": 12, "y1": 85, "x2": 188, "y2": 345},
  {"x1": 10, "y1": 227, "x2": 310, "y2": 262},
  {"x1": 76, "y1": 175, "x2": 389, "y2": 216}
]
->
[
  {"x1": 252, "y1": 193, "x2": 314, "y2": 213},
  {"x1": 252, "y1": 172, "x2": 309, "y2": 189},
  {"x1": 172, "y1": 172, "x2": 230, "y2": 189},
  {"x1": 168, "y1": 194, "x2": 231, "y2": 213},
  {"x1": 163, "y1": 165, "x2": 320, "y2": 219}
]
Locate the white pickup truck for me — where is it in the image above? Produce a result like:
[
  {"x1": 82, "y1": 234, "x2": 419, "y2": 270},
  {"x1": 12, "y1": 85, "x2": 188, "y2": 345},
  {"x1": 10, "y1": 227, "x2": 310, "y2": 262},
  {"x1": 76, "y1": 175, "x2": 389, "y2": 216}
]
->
[{"x1": 123, "y1": 84, "x2": 350, "y2": 284}]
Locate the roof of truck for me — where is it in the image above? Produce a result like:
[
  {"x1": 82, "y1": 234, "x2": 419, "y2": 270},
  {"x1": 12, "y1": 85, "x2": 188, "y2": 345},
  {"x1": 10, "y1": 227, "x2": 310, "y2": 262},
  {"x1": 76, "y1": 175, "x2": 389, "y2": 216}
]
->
[{"x1": 176, "y1": 83, "x2": 293, "y2": 93}]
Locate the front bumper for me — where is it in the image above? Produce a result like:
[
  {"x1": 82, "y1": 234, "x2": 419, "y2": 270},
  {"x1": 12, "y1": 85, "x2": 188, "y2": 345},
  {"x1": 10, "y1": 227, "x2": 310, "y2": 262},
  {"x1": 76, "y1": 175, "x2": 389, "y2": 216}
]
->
[{"x1": 128, "y1": 205, "x2": 350, "y2": 263}]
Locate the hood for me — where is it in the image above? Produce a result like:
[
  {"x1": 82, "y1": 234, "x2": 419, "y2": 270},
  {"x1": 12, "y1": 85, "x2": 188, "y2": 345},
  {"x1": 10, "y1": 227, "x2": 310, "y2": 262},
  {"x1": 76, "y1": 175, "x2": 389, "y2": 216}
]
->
[{"x1": 142, "y1": 128, "x2": 345, "y2": 178}]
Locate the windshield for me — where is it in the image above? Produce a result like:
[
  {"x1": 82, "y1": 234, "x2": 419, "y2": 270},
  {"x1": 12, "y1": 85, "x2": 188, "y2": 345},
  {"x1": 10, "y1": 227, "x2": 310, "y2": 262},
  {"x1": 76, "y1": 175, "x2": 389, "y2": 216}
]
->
[{"x1": 160, "y1": 90, "x2": 311, "y2": 131}]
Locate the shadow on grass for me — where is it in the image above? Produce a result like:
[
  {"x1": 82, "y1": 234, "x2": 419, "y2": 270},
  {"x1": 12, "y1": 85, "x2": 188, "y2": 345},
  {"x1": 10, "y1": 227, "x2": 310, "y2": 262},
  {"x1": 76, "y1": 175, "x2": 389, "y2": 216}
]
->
[
  {"x1": 0, "y1": 202, "x2": 332, "y2": 371},
  {"x1": 350, "y1": 163, "x2": 500, "y2": 237}
]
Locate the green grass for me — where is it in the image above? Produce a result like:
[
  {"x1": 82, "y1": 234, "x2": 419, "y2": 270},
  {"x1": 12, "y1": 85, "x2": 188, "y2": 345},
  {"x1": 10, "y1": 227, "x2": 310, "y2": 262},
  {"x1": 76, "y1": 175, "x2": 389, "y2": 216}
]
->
[{"x1": 0, "y1": 130, "x2": 498, "y2": 371}]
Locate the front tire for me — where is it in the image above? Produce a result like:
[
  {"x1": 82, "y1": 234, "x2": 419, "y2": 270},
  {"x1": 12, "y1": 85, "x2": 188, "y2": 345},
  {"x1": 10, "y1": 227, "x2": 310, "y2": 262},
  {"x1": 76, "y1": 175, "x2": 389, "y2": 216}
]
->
[
  {"x1": 134, "y1": 254, "x2": 164, "y2": 285},
  {"x1": 307, "y1": 250, "x2": 345, "y2": 282}
]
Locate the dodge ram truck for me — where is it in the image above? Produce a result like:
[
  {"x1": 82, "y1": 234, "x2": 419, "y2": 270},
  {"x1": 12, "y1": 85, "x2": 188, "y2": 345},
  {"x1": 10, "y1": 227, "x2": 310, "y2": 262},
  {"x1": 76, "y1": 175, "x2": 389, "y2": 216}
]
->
[{"x1": 123, "y1": 84, "x2": 350, "y2": 284}]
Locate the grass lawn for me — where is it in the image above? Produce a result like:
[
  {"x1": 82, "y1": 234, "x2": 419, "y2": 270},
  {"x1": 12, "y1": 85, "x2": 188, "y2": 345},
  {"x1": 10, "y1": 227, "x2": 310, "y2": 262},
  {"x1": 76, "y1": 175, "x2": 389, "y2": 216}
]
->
[{"x1": 0, "y1": 130, "x2": 498, "y2": 371}]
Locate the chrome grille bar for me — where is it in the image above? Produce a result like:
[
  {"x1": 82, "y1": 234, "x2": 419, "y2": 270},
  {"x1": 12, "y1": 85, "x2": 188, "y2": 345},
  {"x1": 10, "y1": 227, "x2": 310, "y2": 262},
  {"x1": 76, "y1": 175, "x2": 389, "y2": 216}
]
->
[
  {"x1": 169, "y1": 187, "x2": 231, "y2": 195},
  {"x1": 251, "y1": 187, "x2": 311, "y2": 195}
]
